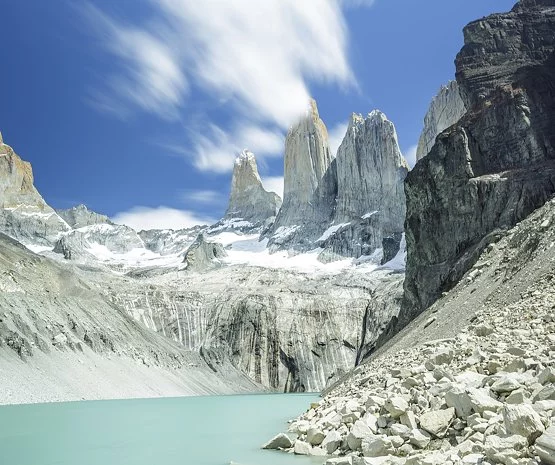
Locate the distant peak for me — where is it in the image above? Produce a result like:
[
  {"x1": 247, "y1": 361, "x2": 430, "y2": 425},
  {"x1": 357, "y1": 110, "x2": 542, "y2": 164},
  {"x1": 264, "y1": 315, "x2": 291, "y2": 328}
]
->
[
  {"x1": 367, "y1": 109, "x2": 388, "y2": 123},
  {"x1": 235, "y1": 149, "x2": 255, "y2": 165}
]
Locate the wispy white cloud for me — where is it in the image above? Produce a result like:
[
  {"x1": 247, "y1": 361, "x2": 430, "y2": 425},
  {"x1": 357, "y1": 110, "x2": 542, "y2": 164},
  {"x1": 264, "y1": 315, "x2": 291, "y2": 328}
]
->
[
  {"x1": 84, "y1": 1, "x2": 375, "y2": 172},
  {"x1": 340, "y1": 0, "x2": 376, "y2": 8},
  {"x1": 83, "y1": 4, "x2": 187, "y2": 120},
  {"x1": 404, "y1": 144, "x2": 418, "y2": 168},
  {"x1": 262, "y1": 176, "x2": 285, "y2": 199},
  {"x1": 112, "y1": 206, "x2": 215, "y2": 231},
  {"x1": 328, "y1": 121, "x2": 349, "y2": 157},
  {"x1": 180, "y1": 189, "x2": 223, "y2": 205},
  {"x1": 191, "y1": 124, "x2": 284, "y2": 173}
]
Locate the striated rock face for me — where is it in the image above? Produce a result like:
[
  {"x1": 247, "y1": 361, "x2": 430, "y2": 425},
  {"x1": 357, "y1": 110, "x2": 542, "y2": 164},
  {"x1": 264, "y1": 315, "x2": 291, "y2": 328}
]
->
[
  {"x1": 329, "y1": 111, "x2": 408, "y2": 255},
  {"x1": 225, "y1": 150, "x2": 282, "y2": 226},
  {"x1": 0, "y1": 137, "x2": 69, "y2": 246},
  {"x1": 269, "y1": 99, "x2": 335, "y2": 248},
  {"x1": 268, "y1": 103, "x2": 409, "y2": 261},
  {"x1": 404, "y1": 0, "x2": 555, "y2": 319},
  {"x1": 56, "y1": 204, "x2": 111, "y2": 229},
  {"x1": 415, "y1": 81, "x2": 467, "y2": 161}
]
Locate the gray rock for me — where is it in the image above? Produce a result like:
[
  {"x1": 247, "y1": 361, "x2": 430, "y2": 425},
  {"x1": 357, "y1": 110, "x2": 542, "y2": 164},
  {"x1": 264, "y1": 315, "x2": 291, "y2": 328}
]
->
[
  {"x1": 262, "y1": 433, "x2": 294, "y2": 450},
  {"x1": 403, "y1": 0, "x2": 555, "y2": 319},
  {"x1": 307, "y1": 427, "x2": 325, "y2": 446},
  {"x1": 293, "y1": 440, "x2": 312, "y2": 455},
  {"x1": 502, "y1": 404, "x2": 544, "y2": 444},
  {"x1": 321, "y1": 430, "x2": 342, "y2": 454},
  {"x1": 384, "y1": 396, "x2": 409, "y2": 418},
  {"x1": 419, "y1": 408, "x2": 455, "y2": 438},
  {"x1": 224, "y1": 150, "x2": 281, "y2": 226},
  {"x1": 183, "y1": 234, "x2": 227, "y2": 272},
  {"x1": 415, "y1": 80, "x2": 467, "y2": 162},
  {"x1": 536, "y1": 425, "x2": 555, "y2": 465}
]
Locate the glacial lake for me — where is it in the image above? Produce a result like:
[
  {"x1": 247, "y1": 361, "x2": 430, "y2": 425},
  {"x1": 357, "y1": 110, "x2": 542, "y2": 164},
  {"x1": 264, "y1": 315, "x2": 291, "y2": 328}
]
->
[{"x1": 0, "y1": 393, "x2": 324, "y2": 465}]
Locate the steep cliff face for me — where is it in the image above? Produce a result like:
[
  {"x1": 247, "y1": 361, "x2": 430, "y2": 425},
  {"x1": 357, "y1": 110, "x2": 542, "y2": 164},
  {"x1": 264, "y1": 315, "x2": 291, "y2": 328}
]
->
[
  {"x1": 0, "y1": 137, "x2": 70, "y2": 247},
  {"x1": 224, "y1": 150, "x2": 282, "y2": 227},
  {"x1": 333, "y1": 111, "x2": 408, "y2": 241},
  {"x1": 109, "y1": 265, "x2": 403, "y2": 392},
  {"x1": 268, "y1": 99, "x2": 335, "y2": 249},
  {"x1": 404, "y1": 0, "x2": 555, "y2": 320},
  {"x1": 268, "y1": 104, "x2": 409, "y2": 261},
  {"x1": 415, "y1": 81, "x2": 467, "y2": 161}
]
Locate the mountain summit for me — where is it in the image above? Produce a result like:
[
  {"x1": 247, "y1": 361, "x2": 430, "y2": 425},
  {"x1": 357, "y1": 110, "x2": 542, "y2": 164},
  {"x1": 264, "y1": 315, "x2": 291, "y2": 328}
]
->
[{"x1": 224, "y1": 150, "x2": 281, "y2": 226}]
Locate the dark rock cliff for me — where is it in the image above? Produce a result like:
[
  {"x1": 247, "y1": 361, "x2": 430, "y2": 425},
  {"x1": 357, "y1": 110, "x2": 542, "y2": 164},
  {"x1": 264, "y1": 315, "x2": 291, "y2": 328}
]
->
[{"x1": 403, "y1": 0, "x2": 555, "y2": 321}]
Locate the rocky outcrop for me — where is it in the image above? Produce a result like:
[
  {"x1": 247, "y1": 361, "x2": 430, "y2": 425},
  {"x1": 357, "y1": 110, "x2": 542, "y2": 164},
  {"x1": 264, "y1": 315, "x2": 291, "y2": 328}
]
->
[
  {"x1": 415, "y1": 81, "x2": 466, "y2": 161},
  {"x1": 183, "y1": 233, "x2": 227, "y2": 272},
  {"x1": 0, "y1": 136, "x2": 69, "y2": 246},
  {"x1": 224, "y1": 150, "x2": 282, "y2": 227},
  {"x1": 269, "y1": 99, "x2": 335, "y2": 249},
  {"x1": 56, "y1": 204, "x2": 111, "y2": 229},
  {"x1": 139, "y1": 226, "x2": 203, "y2": 256},
  {"x1": 320, "y1": 111, "x2": 408, "y2": 258},
  {"x1": 404, "y1": 0, "x2": 555, "y2": 318}
]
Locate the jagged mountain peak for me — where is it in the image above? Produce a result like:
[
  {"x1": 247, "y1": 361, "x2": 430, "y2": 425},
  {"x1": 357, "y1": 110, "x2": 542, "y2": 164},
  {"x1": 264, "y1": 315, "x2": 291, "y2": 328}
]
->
[{"x1": 223, "y1": 149, "x2": 281, "y2": 227}]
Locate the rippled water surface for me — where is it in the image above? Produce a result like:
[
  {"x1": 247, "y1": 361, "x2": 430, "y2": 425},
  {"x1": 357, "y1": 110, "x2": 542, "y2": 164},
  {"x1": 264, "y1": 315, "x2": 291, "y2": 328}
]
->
[{"x1": 0, "y1": 393, "x2": 324, "y2": 465}]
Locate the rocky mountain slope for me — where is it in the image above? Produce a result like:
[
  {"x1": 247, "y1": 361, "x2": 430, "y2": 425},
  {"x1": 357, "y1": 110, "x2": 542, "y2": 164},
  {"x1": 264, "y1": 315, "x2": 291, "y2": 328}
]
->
[
  {"x1": 415, "y1": 81, "x2": 466, "y2": 162},
  {"x1": 404, "y1": 0, "x2": 555, "y2": 321},
  {"x1": 0, "y1": 125, "x2": 407, "y2": 400},
  {"x1": 265, "y1": 167, "x2": 555, "y2": 465}
]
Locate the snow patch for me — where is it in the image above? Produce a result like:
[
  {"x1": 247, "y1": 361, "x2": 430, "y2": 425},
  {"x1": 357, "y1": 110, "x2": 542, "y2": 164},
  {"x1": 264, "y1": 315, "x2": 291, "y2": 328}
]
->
[{"x1": 317, "y1": 223, "x2": 350, "y2": 242}]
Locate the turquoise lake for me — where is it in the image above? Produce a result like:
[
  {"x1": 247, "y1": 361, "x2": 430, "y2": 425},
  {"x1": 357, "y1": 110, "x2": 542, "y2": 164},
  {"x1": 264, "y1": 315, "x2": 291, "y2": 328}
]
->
[{"x1": 0, "y1": 393, "x2": 324, "y2": 465}]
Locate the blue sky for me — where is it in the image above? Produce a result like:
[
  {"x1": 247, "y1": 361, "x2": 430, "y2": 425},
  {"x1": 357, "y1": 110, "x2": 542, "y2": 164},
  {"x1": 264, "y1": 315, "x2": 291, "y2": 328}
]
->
[{"x1": 1, "y1": 0, "x2": 515, "y2": 230}]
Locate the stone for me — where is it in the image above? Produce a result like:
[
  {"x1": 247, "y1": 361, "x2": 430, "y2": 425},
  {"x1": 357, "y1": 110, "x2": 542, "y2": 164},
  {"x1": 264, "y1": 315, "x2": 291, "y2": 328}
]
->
[
  {"x1": 325, "y1": 458, "x2": 353, "y2": 465},
  {"x1": 491, "y1": 374, "x2": 523, "y2": 393},
  {"x1": 384, "y1": 396, "x2": 409, "y2": 418},
  {"x1": 536, "y1": 425, "x2": 555, "y2": 465},
  {"x1": 502, "y1": 405, "x2": 545, "y2": 444},
  {"x1": 347, "y1": 420, "x2": 373, "y2": 450},
  {"x1": 445, "y1": 386, "x2": 474, "y2": 418},
  {"x1": 538, "y1": 367, "x2": 555, "y2": 385},
  {"x1": 533, "y1": 383, "x2": 555, "y2": 402},
  {"x1": 321, "y1": 430, "x2": 342, "y2": 454},
  {"x1": 262, "y1": 433, "x2": 294, "y2": 449},
  {"x1": 400, "y1": 412, "x2": 418, "y2": 430},
  {"x1": 419, "y1": 408, "x2": 455, "y2": 438},
  {"x1": 362, "y1": 435, "x2": 394, "y2": 457},
  {"x1": 467, "y1": 388, "x2": 503, "y2": 414},
  {"x1": 409, "y1": 429, "x2": 432, "y2": 449},
  {"x1": 307, "y1": 427, "x2": 326, "y2": 446},
  {"x1": 293, "y1": 440, "x2": 312, "y2": 455}
]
